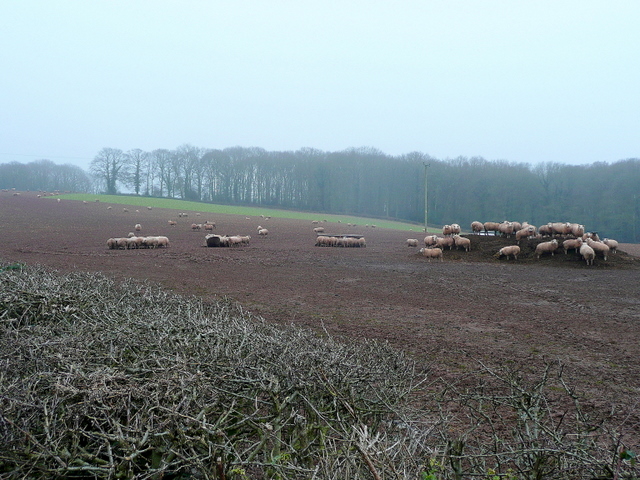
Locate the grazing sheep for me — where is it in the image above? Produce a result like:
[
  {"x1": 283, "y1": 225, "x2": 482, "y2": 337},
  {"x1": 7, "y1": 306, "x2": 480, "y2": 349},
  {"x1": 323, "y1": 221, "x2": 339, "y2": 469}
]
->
[
  {"x1": 106, "y1": 238, "x2": 117, "y2": 249},
  {"x1": 419, "y1": 247, "x2": 444, "y2": 262},
  {"x1": 535, "y1": 239, "x2": 559, "y2": 259},
  {"x1": 496, "y1": 245, "x2": 521, "y2": 260},
  {"x1": 227, "y1": 235, "x2": 243, "y2": 247},
  {"x1": 315, "y1": 235, "x2": 329, "y2": 247},
  {"x1": 602, "y1": 238, "x2": 618, "y2": 253},
  {"x1": 204, "y1": 223, "x2": 215, "y2": 231},
  {"x1": 587, "y1": 238, "x2": 609, "y2": 261},
  {"x1": 406, "y1": 238, "x2": 419, "y2": 247},
  {"x1": 258, "y1": 228, "x2": 269, "y2": 236},
  {"x1": 470, "y1": 221, "x2": 484, "y2": 234},
  {"x1": 580, "y1": 243, "x2": 596, "y2": 265},
  {"x1": 134, "y1": 223, "x2": 142, "y2": 232},
  {"x1": 168, "y1": 220, "x2": 177, "y2": 226},
  {"x1": 563, "y1": 237, "x2": 583, "y2": 254},
  {"x1": 191, "y1": 223, "x2": 201, "y2": 231},
  {"x1": 313, "y1": 226, "x2": 325, "y2": 233},
  {"x1": 116, "y1": 237, "x2": 129, "y2": 249},
  {"x1": 452, "y1": 234, "x2": 471, "y2": 252},
  {"x1": 205, "y1": 221, "x2": 216, "y2": 228},
  {"x1": 107, "y1": 206, "x2": 112, "y2": 210},
  {"x1": 147, "y1": 206, "x2": 152, "y2": 210},
  {"x1": 239, "y1": 235, "x2": 251, "y2": 245},
  {"x1": 123, "y1": 208, "x2": 129, "y2": 213}
]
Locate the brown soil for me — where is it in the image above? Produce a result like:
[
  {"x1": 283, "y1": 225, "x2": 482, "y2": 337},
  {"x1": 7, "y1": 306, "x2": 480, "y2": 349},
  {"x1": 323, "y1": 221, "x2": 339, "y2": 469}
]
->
[{"x1": 2, "y1": 193, "x2": 640, "y2": 443}]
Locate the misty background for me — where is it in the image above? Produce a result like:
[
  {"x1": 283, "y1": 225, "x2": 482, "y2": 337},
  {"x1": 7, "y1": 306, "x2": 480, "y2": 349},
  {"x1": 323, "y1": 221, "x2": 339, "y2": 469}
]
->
[
  {"x1": 1, "y1": 2, "x2": 639, "y2": 168},
  {"x1": 1, "y1": 3, "x2": 639, "y2": 241}
]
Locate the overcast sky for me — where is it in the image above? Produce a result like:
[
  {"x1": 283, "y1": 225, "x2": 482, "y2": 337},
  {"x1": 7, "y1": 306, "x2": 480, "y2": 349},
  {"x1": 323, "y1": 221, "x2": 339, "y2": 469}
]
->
[{"x1": 1, "y1": 1, "x2": 638, "y2": 170}]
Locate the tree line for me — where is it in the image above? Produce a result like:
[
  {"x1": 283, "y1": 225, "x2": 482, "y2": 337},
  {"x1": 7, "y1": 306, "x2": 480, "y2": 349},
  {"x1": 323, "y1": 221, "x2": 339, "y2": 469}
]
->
[
  {"x1": 0, "y1": 159, "x2": 91, "y2": 193},
  {"x1": 2, "y1": 147, "x2": 638, "y2": 242}
]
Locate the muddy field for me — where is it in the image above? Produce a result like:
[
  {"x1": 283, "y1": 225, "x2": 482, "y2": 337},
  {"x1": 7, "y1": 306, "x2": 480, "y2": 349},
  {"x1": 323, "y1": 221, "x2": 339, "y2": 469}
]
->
[{"x1": 2, "y1": 192, "x2": 639, "y2": 442}]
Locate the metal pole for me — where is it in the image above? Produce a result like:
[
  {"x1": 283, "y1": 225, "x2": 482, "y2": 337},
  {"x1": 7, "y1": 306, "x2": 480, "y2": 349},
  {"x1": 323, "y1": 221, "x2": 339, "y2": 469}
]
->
[{"x1": 424, "y1": 163, "x2": 430, "y2": 233}]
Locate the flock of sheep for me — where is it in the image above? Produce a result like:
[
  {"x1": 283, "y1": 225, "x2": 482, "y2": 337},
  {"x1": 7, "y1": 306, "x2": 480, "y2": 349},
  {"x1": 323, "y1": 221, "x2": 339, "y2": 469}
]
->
[
  {"x1": 100, "y1": 201, "x2": 620, "y2": 268},
  {"x1": 407, "y1": 220, "x2": 619, "y2": 266},
  {"x1": 106, "y1": 235, "x2": 170, "y2": 249},
  {"x1": 315, "y1": 235, "x2": 366, "y2": 247}
]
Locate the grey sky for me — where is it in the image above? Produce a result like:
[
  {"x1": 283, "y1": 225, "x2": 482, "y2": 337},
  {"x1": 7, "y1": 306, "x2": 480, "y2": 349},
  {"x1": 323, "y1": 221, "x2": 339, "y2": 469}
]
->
[{"x1": 1, "y1": 1, "x2": 638, "y2": 170}]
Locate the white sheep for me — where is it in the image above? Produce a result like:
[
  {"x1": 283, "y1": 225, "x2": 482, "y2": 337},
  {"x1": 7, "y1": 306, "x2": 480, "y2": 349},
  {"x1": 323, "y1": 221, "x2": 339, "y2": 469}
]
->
[
  {"x1": 134, "y1": 223, "x2": 142, "y2": 232},
  {"x1": 435, "y1": 236, "x2": 455, "y2": 250},
  {"x1": 450, "y1": 224, "x2": 461, "y2": 235},
  {"x1": 406, "y1": 238, "x2": 419, "y2": 247},
  {"x1": 470, "y1": 221, "x2": 484, "y2": 234},
  {"x1": 168, "y1": 220, "x2": 177, "y2": 226},
  {"x1": 419, "y1": 247, "x2": 443, "y2": 262},
  {"x1": 496, "y1": 245, "x2": 521, "y2": 260},
  {"x1": 535, "y1": 239, "x2": 559, "y2": 259},
  {"x1": 258, "y1": 228, "x2": 269, "y2": 236},
  {"x1": 562, "y1": 237, "x2": 583, "y2": 254},
  {"x1": 424, "y1": 235, "x2": 438, "y2": 247},
  {"x1": 313, "y1": 226, "x2": 325, "y2": 233},
  {"x1": 498, "y1": 221, "x2": 515, "y2": 237},
  {"x1": 204, "y1": 223, "x2": 215, "y2": 231},
  {"x1": 579, "y1": 243, "x2": 596, "y2": 265},
  {"x1": 515, "y1": 226, "x2": 537, "y2": 244},
  {"x1": 602, "y1": 238, "x2": 618, "y2": 253},
  {"x1": 483, "y1": 222, "x2": 501, "y2": 235},
  {"x1": 452, "y1": 234, "x2": 471, "y2": 252},
  {"x1": 442, "y1": 225, "x2": 453, "y2": 236},
  {"x1": 586, "y1": 238, "x2": 609, "y2": 261}
]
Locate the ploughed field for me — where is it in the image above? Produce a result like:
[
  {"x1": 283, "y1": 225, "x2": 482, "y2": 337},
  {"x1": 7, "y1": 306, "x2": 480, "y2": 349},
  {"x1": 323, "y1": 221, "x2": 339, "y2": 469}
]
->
[{"x1": 2, "y1": 192, "x2": 640, "y2": 443}]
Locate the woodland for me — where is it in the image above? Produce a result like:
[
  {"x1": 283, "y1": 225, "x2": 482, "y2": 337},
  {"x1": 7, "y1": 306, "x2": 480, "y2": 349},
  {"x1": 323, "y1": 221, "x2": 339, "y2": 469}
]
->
[{"x1": 1, "y1": 146, "x2": 638, "y2": 242}]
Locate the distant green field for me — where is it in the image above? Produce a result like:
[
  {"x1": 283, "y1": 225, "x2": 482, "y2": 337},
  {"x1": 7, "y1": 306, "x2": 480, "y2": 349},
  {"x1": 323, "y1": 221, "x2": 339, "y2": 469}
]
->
[{"x1": 55, "y1": 194, "x2": 431, "y2": 232}]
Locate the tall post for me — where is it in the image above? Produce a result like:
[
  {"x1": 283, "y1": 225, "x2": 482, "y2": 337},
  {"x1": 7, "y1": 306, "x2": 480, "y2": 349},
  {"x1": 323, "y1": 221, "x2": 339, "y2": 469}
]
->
[{"x1": 424, "y1": 163, "x2": 430, "y2": 233}]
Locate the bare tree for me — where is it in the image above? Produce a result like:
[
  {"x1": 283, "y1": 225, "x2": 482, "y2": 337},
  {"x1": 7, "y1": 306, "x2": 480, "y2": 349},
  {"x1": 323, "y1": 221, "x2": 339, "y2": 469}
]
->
[{"x1": 89, "y1": 147, "x2": 127, "y2": 195}]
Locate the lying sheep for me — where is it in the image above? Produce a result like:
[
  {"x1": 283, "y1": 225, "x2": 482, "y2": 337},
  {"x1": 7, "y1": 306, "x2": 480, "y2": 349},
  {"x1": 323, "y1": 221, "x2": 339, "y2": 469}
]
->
[
  {"x1": 258, "y1": 228, "x2": 269, "y2": 236},
  {"x1": 168, "y1": 220, "x2": 177, "y2": 226},
  {"x1": 535, "y1": 239, "x2": 559, "y2": 259},
  {"x1": 602, "y1": 238, "x2": 618, "y2": 253},
  {"x1": 313, "y1": 226, "x2": 325, "y2": 233},
  {"x1": 563, "y1": 237, "x2": 583, "y2": 254},
  {"x1": 587, "y1": 238, "x2": 609, "y2": 261},
  {"x1": 580, "y1": 243, "x2": 596, "y2": 265},
  {"x1": 452, "y1": 234, "x2": 471, "y2": 252},
  {"x1": 419, "y1": 247, "x2": 443, "y2": 262},
  {"x1": 496, "y1": 245, "x2": 521, "y2": 260}
]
